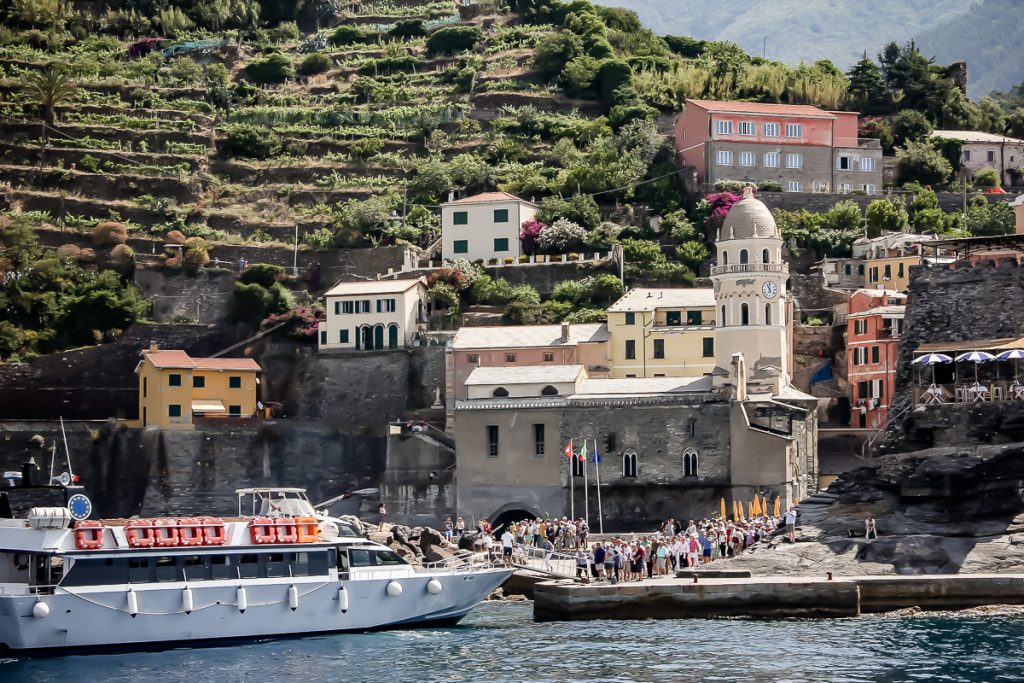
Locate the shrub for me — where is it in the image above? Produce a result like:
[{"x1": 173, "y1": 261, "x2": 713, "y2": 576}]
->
[
  {"x1": 110, "y1": 244, "x2": 135, "y2": 271},
  {"x1": 243, "y1": 53, "x2": 294, "y2": 85},
  {"x1": 239, "y1": 263, "x2": 284, "y2": 288},
  {"x1": 166, "y1": 230, "x2": 187, "y2": 244},
  {"x1": 822, "y1": 200, "x2": 863, "y2": 232},
  {"x1": 330, "y1": 25, "x2": 374, "y2": 46},
  {"x1": 973, "y1": 166, "x2": 1000, "y2": 188},
  {"x1": 304, "y1": 227, "x2": 334, "y2": 249},
  {"x1": 537, "y1": 194, "x2": 601, "y2": 230},
  {"x1": 426, "y1": 26, "x2": 481, "y2": 56},
  {"x1": 297, "y1": 52, "x2": 331, "y2": 76},
  {"x1": 865, "y1": 198, "x2": 909, "y2": 237},
  {"x1": 182, "y1": 237, "x2": 210, "y2": 272},
  {"x1": 56, "y1": 243, "x2": 82, "y2": 260},
  {"x1": 538, "y1": 218, "x2": 587, "y2": 252},
  {"x1": 223, "y1": 125, "x2": 283, "y2": 160},
  {"x1": 533, "y1": 31, "x2": 583, "y2": 81},
  {"x1": 77, "y1": 247, "x2": 96, "y2": 263},
  {"x1": 892, "y1": 109, "x2": 932, "y2": 144},
  {"x1": 597, "y1": 60, "x2": 633, "y2": 107},
  {"x1": 759, "y1": 180, "x2": 783, "y2": 192},
  {"x1": 520, "y1": 219, "x2": 545, "y2": 254},
  {"x1": 562, "y1": 308, "x2": 607, "y2": 323},
  {"x1": 966, "y1": 198, "x2": 1014, "y2": 236},
  {"x1": 621, "y1": 237, "x2": 667, "y2": 269},
  {"x1": 896, "y1": 140, "x2": 953, "y2": 187},
  {"x1": 268, "y1": 21, "x2": 300, "y2": 43},
  {"x1": 91, "y1": 221, "x2": 127, "y2": 246},
  {"x1": 350, "y1": 137, "x2": 384, "y2": 159},
  {"x1": 389, "y1": 19, "x2": 425, "y2": 39}
]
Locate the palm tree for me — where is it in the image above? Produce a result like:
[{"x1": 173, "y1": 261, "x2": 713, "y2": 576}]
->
[{"x1": 23, "y1": 63, "x2": 78, "y2": 141}]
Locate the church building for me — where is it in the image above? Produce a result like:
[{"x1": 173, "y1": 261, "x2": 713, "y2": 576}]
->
[{"x1": 450, "y1": 188, "x2": 818, "y2": 530}]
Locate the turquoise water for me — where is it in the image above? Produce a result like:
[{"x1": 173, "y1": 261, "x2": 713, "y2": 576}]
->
[{"x1": 3, "y1": 602, "x2": 1024, "y2": 682}]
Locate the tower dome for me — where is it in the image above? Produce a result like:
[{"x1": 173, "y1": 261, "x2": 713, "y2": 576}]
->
[{"x1": 719, "y1": 187, "x2": 780, "y2": 241}]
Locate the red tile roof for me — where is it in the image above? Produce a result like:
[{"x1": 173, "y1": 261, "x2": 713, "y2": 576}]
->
[
  {"x1": 445, "y1": 191, "x2": 531, "y2": 205},
  {"x1": 142, "y1": 349, "x2": 260, "y2": 372},
  {"x1": 686, "y1": 99, "x2": 836, "y2": 118}
]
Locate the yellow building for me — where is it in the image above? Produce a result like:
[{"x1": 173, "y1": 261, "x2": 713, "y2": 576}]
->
[
  {"x1": 135, "y1": 345, "x2": 261, "y2": 429},
  {"x1": 606, "y1": 288, "x2": 717, "y2": 378},
  {"x1": 864, "y1": 254, "x2": 920, "y2": 293}
]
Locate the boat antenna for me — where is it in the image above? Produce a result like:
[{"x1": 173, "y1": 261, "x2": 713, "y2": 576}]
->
[
  {"x1": 48, "y1": 440, "x2": 57, "y2": 484},
  {"x1": 59, "y1": 416, "x2": 75, "y2": 482}
]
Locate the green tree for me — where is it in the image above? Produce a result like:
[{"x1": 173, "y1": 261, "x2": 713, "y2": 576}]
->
[
  {"x1": 973, "y1": 166, "x2": 1000, "y2": 188},
  {"x1": 823, "y1": 200, "x2": 863, "y2": 231},
  {"x1": 533, "y1": 31, "x2": 583, "y2": 81},
  {"x1": 426, "y1": 26, "x2": 481, "y2": 56},
  {"x1": 891, "y1": 109, "x2": 932, "y2": 145},
  {"x1": 845, "y1": 54, "x2": 886, "y2": 113},
  {"x1": 895, "y1": 140, "x2": 953, "y2": 187},
  {"x1": 24, "y1": 64, "x2": 78, "y2": 136},
  {"x1": 966, "y1": 199, "x2": 1014, "y2": 236},
  {"x1": 243, "y1": 53, "x2": 294, "y2": 85},
  {"x1": 865, "y1": 198, "x2": 909, "y2": 237}
]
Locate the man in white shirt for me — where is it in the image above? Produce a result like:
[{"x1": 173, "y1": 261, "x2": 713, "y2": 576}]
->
[
  {"x1": 784, "y1": 507, "x2": 798, "y2": 543},
  {"x1": 500, "y1": 529, "x2": 514, "y2": 565}
]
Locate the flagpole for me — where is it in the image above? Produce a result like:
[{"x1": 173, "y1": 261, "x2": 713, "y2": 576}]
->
[
  {"x1": 594, "y1": 439, "x2": 603, "y2": 534},
  {"x1": 582, "y1": 439, "x2": 589, "y2": 527},
  {"x1": 568, "y1": 438, "x2": 574, "y2": 521}
]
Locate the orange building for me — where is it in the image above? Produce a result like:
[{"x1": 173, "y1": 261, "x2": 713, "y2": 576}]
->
[
  {"x1": 675, "y1": 99, "x2": 883, "y2": 194},
  {"x1": 846, "y1": 289, "x2": 906, "y2": 429}
]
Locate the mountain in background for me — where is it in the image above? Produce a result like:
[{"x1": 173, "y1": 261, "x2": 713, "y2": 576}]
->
[{"x1": 595, "y1": 0, "x2": 1023, "y2": 99}]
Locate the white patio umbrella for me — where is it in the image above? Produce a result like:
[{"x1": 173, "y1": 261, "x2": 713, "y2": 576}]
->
[
  {"x1": 912, "y1": 353, "x2": 952, "y2": 386},
  {"x1": 995, "y1": 349, "x2": 1024, "y2": 382},
  {"x1": 955, "y1": 351, "x2": 995, "y2": 385}
]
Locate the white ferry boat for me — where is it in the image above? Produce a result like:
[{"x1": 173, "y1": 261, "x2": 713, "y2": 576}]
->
[{"x1": 0, "y1": 467, "x2": 511, "y2": 654}]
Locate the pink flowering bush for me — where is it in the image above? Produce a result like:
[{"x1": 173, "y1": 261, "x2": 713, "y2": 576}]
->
[
  {"x1": 261, "y1": 304, "x2": 323, "y2": 340},
  {"x1": 702, "y1": 191, "x2": 742, "y2": 229},
  {"x1": 519, "y1": 219, "x2": 546, "y2": 255}
]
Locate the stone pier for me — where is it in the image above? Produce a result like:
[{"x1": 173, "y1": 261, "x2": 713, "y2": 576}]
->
[{"x1": 533, "y1": 574, "x2": 1024, "y2": 621}]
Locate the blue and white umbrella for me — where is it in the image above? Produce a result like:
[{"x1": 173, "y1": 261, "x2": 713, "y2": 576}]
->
[
  {"x1": 912, "y1": 353, "x2": 953, "y2": 365},
  {"x1": 956, "y1": 351, "x2": 995, "y2": 385},
  {"x1": 995, "y1": 349, "x2": 1024, "y2": 382},
  {"x1": 955, "y1": 351, "x2": 995, "y2": 363}
]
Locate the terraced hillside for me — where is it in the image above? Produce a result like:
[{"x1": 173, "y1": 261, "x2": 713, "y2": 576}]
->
[{"x1": 0, "y1": 1, "x2": 692, "y2": 259}]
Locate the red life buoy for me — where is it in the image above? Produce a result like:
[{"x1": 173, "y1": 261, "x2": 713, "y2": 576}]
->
[
  {"x1": 125, "y1": 519, "x2": 155, "y2": 548},
  {"x1": 153, "y1": 518, "x2": 180, "y2": 547},
  {"x1": 248, "y1": 518, "x2": 276, "y2": 544},
  {"x1": 73, "y1": 520, "x2": 104, "y2": 550},
  {"x1": 295, "y1": 516, "x2": 319, "y2": 543},
  {"x1": 178, "y1": 518, "x2": 204, "y2": 546},
  {"x1": 200, "y1": 517, "x2": 226, "y2": 546},
  {"x1": 274, "y1": 517, "x2": 298, "y2": 544}
]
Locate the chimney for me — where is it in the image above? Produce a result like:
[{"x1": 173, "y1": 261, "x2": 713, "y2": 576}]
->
[
  {"x1": 447, "y1": 191, "x2": 455, "y2": 203},
  {"x1": 149, "y1": 343, "x2": 158, "y2": 353},
  {"x1": 560, "y1": 323, "x2": 570, "y2": 342},
  {"x1": 731, "y1": 352, "x2": 747, "y2": 402}
]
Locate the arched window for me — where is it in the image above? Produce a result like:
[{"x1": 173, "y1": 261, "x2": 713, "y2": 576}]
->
[
  {"x1": 622, "y1": 449, "x2": 637, "y2": 478},
  {"x1": 492, "y1": 387, "x2": 509, "y2": 397},
  {"x1": 739, "y1": 249, "x2": 749, "y2": 264},
  {"x1": 741, "y1": 303, "x2": 749, "y2": 326},
  {"x1": 720, "y1": 305, "x2": 726, "y2": 326},
  {"x1": 373, "y1": 324, "x2": 385, "y2": 350},
  {"x1": 765, "y1": 303, "x2": 772, "y2": 325},
  {"x1": 683, "y1": 448, "x2": 699, "y2": 477},
  {"x1": 762, "y1": 249, "x2": 770, "y2": 264},
  {"x1": 571, "y1": 454, "x2": 584, "y2": 477},
  {"x1": 540, "y1": 385, "x2": 558, "y2": 396},
  {"x1": 722, "y1": 251, "x2": 729, "y2": 265},
  {"x1": 359, "y1": 325, "x2": 372, "y2": 350}
]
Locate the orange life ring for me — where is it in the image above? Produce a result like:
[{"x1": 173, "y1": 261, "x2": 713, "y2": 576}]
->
[
  {"x1": 200, "y1": 517, "x2": 226, "y2": 545},
  {"x1": 295, "y1": 516, "x2": 319, "y2": 543},
  {"x1": 178, "y1": 518, "x2": 204, "y2": 546},
  {"x1": 274, "y1": 517, "x2": 298, "y2": 544},
  {"x1": 73, "y1": 520, "x2": 104, "y2": 550},
  {"x1": 125, "y1": 519, "x2": 155, "y2": 548},
  {"x1": 248, "y1": 517, "x2": 276, "y2": 544},
  {"x1": 153, "y1": 518, "x2": 180, "y2": 547}
]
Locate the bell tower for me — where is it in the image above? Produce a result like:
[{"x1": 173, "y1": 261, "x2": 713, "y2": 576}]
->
[{"x1": 711, "y1": 187, "x2": 791, "y2": 394}]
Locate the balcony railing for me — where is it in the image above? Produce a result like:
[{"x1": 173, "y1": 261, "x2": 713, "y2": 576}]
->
[{"x1": 710, "y1": 263, "x2": 790, "y2": 276}]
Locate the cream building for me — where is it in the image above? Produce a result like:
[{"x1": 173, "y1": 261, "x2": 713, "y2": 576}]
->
[
  {"x1": 606, "y1": 289, "x2": 717, "y2": 378},
  {"x1": 440, "y1": 191, "x2": 537, "y2": 263},
  {"x1": 931, "y1": 130, "x2": 1024, "y2": 186},
  {"x1": 319, "y1": 277, "x2": 429, "y2": 351}
]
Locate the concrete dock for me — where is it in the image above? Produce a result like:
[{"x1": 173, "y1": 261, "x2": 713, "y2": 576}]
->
[{"x1": 533, "y1": 574, "x2": 1024, "y2": 621}]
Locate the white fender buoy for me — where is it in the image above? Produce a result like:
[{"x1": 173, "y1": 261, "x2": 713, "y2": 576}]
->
[
  {"x1": 32, "y1": 601, "x2": 50, "y2": 618},
  {"x1": 237, "y1": 587, "x2": 248, "y2": 613},
  {"x1": 426, "y1": 579, "x2": 443, "y2": 595},
  {"x1": 127, "y1": 590, "x2": 139, "y2": 617},
  {"x1": 288, "y1": 585, "x2": 299, "y2": 611},
  {"x1": 182, "y1": 587, "x2": 194, "y2": 614},
  {"x1": 386, "y1": 581, "x2": 403, "y2": 597},
  {"x1": 338, "y1": 586, "x2": 349, "y2": 613}
]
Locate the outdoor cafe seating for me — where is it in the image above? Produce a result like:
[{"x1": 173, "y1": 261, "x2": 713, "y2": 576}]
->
[{"x1": 912, "y1": 337, "x2": 1024, "y2": 406}]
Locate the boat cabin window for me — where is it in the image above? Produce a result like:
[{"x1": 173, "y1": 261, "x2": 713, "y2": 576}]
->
[
  {"x1": 239, "y1": 554, "x2": 260, "y2": 579},
  {"x1": 183, "y1": 555, "x2": 209, "y2": 582},
  {"x1": 155, "y1": 557, "x2": 180, "y2": 582},
  {"x1": 348, "y1": 548, "x2": 406, "y2": 567},
  {"x1": 63, "y1": 551, "x2": 332, "y2": 585},
  {"x1": 265, "y1": 553, "x2": 287, "y2": 578},
  {"x1": 211, "y1": 555, "x2": 233, "y2": 580},
  {"x1": 64, "y1": 557, "x2": 129, "y2": 586}
]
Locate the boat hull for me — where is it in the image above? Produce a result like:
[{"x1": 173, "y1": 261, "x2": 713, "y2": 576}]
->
[{"x1": 0, "y1": 569, "x2": 511, "y2": 653}]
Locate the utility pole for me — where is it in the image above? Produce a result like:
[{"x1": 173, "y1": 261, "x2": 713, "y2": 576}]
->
[{"x1": 293, "y1": 223, "x2": 299, "y2": 274}]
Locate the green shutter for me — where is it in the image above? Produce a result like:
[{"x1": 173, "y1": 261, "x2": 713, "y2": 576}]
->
[
  {"x1": 494, "y1": 238, "x2": 509, "y2": 252},
  {"x1": 340, "y1": 329, "x2": 349, "y2": 343},
  {"x1": 493, "y1": 209, "x2": 509, "y2": 223},
  {"x1": 453, "y1": 240, "x2": 468, "y2": 254},
  {"x1": 453, "y1": 211, "x2": 468, "y2": 225}
]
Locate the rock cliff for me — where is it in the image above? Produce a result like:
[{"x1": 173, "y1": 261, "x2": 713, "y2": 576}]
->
[{"x1": 727, "y1": 441, "x2": 1024, "y2": 575}]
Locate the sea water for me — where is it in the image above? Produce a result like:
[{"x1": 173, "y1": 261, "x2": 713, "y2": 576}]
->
[{"x1": 3, "y1": 602, "x2": 1023, "y2": 682}]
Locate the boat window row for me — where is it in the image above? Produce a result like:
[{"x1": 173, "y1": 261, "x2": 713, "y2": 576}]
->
[{"x1": 62, "y1": 551, "x2": 333, "y2": 586}]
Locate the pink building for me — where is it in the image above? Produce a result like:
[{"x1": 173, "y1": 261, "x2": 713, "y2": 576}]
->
[
  {"x1": 447, "y1": 322, "x2": 609, "y2": 401},
  {"x1": 846, "y1": 289, "x2": 906, "y2": 429},
  {"x1": 675, "y1": 99, "x2": 883, "y2": 194}
]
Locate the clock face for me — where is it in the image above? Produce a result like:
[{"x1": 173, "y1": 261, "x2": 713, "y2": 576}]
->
[{"x1": 762, "y1": 281, "x2": 779, "y2": 299}]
